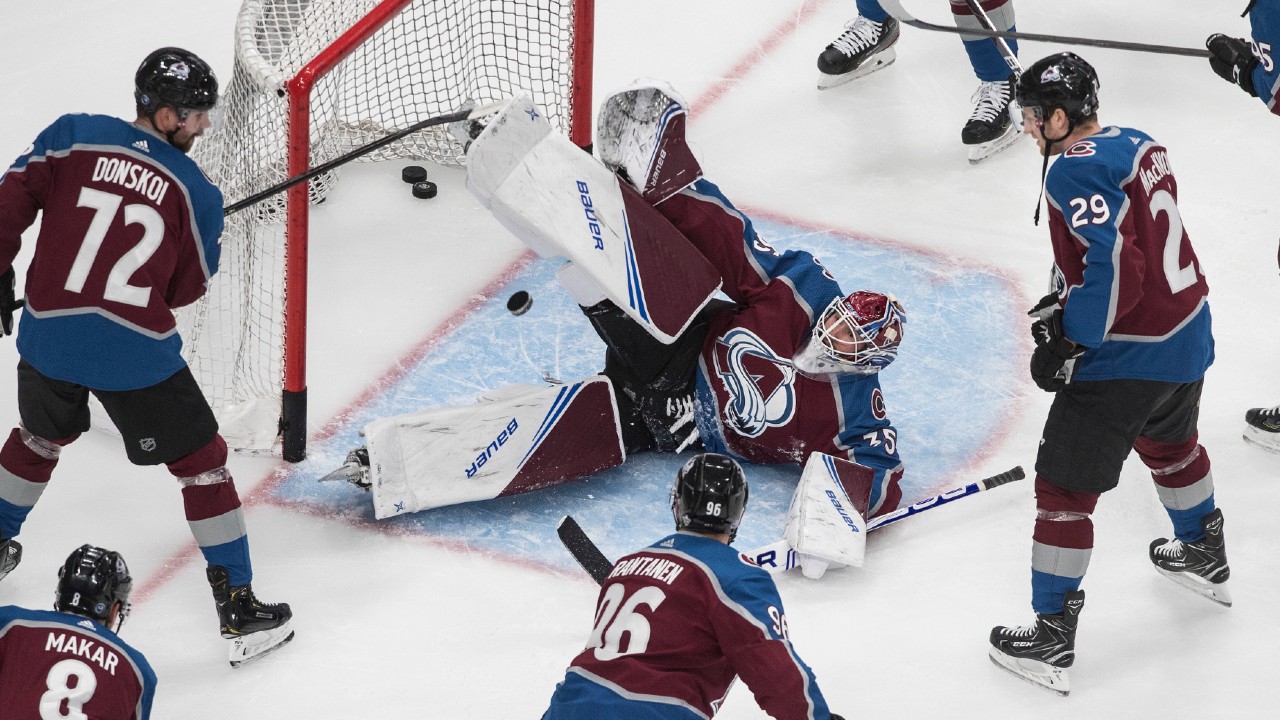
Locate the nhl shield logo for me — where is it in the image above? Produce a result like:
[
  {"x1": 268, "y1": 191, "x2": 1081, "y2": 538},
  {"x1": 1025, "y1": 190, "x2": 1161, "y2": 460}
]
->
[{"x1": 139, "y1": 437, "x2": 157, "y2": 452}]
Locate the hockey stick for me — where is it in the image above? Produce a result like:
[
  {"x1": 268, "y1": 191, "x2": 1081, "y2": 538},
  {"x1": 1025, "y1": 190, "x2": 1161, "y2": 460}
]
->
[
  {"x1": 880, "y1": 0, "x2": 1209, "y2": 59},
  {"x1": 221, "y1": 100, "x2": 506, "y2": 217},
  {"x1": 557, "y1": 465, "x2": 1026, "y2": 582},
  {"x1": 960, "y1": 0, "x2": 1022, "y2": 74}
]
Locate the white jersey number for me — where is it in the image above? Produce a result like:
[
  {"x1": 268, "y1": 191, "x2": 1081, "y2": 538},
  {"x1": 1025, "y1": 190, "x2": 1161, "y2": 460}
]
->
[
  {"x1": 68, "y1": 187, "x2": 165, "y2": 307},
  {"x1": 40, "y1": 659, "x2": 98, "y2": 720},
  {"x1": 588, "y1": 583, "x2": 667, "y2": 661},
  {"x1": 1149, "y1": 189, "x2": 1197, "y2": 294}
]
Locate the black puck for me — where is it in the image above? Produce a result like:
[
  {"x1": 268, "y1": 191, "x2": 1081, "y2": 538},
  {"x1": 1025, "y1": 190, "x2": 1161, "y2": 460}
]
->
[
  {"x1": 412, "y1": 181, "x2": 438, "y2": 199},
  {"x1": 507, "y1": 290, "x2": 533, "y2": 316},
  {"x1": 402, "y1": 165, "x2": 428, "y2": 183}
]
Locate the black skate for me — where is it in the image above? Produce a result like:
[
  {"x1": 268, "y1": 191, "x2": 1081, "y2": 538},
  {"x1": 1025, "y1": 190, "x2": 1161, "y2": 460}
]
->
[
  {"x1": 1149, "y1": 508, "x2": 1232, "y2": 607},
  {"x1": 963, "y1": 74, "x2": 1021, "y2": 164},
  {"x1": 989, "y1": 589, "x2": 1084, "y2": 696},
  {"x1": 0, "y1": 538, "x2": 21, "y2": 583},
  {"x1": 817, "y1": 16, "x2": 900, "y2": 89},
  {"x1": 319, "y1": 446, "x2": 371, "y2": 491},
  {"x1": 208, "y1": 566, "x2": 295, "y2": 667},
  {"x1": 1243, "y1": 404, "x2": 1280, "y2": 454}
]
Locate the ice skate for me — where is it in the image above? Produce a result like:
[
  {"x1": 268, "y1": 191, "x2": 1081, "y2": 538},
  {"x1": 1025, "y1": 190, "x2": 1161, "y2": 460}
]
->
[
  {"x1": 964, "y1": 75, "x2": 1021, "y2": 164},
  {"x1": 989, "y1": 589, "x2": 1084, "y2": 696},
  {"x1": 0, "y1": 538, "x2": 21, "y2": 582},
  {"x1": 319, "y1": 446, "x2": 371, "y2": 491},
  {"x1": 208, "y1": 566, "x2": 295, "y2": 667},
  {"x1": 1242, "y1": 404, "x2": 1280, "y2": 454},
  {"x1": 1149, "y1": 508, "x2": 1232, "y2": 607},
  {"x1": 816, "y1": 16, "x2": 900, "y2": 90},
  {"x1": 595, "y1": 79, "x2": 701, "y2": 204}
]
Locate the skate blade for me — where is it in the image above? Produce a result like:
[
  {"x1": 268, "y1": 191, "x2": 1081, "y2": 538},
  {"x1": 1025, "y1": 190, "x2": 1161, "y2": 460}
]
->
[
  {"x1": 967, "y1": 125, "x2": 1024, "y2": 165},
  {"x1": 988, "y1": 647, "x2": 1070, "y2": 696},
  {"x1": 1242, "y1": 427, "x2": 1280, "y2": 455},
  {"x1": 817, "y1": 49, "x2": 897, "y2": 90},
  {"x1": 1154, "y1": 566, "x2": 1233, "y2": 607},
  {"x1": 318, "y1": 461, "x2": 370, "y2": 490},
  {"x1": 229, "y1": 621, "x2": 295, "y2": 668}
]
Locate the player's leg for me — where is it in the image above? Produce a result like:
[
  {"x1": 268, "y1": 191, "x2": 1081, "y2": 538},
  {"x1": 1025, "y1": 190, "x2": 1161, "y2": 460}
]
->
[
  {"x1": 93, "y1": 368, "x2": 292, "y2": 654},
  {"x1": 0, "y1": 360, "x2": 88, "y2": 582},
  {"x1": 816, "y1": 0, "x2": 901, "y2": 89},
  {"x1": 951, "y1": 0, "x2": 1021, "y2": 162},
  {"x1": 1136, "y1": 379, "x2": 1230, "y2": 606}
]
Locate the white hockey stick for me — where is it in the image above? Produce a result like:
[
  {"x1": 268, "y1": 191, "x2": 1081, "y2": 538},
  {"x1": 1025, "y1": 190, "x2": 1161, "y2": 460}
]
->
[
  {"x1": 880, "y1": 0, "x2": 1209, "y2": 59},
  {"x1": 747, "y1": 465, "x2": 1026, "y2": 573}
]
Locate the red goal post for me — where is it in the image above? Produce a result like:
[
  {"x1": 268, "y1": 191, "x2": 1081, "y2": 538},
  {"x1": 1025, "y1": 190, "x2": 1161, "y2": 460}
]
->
[{"x1": 186, "y1": 0, "x2": 594, "y2": 461}]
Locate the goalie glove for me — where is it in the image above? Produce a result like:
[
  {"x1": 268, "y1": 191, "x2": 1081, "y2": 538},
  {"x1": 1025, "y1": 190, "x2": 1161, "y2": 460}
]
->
[
  {"x1": 0, "y1": 267, "x2": 21, "y2": 337},
  {"x1": 1029, "y1": 307, "x2": 1083, "y2": 393},
  {"x1": 1206, "y1": 34, "x2": 1259, "y2": 97}
]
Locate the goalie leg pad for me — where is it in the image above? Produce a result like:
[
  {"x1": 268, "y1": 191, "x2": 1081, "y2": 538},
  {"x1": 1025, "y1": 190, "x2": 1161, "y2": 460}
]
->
[
  {"x1": 364, "y1": 377, "x2": 626, "y2": 518},
  {"x1": 465, "y1": 94, "x2": 722, "y2": 344}
]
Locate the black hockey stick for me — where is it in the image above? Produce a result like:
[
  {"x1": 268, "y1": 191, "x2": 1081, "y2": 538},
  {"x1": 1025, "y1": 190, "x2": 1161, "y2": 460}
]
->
[
  {"x1": 221, "y1": 100, "x2": 505, "y2": 217},
  {"x1": 557, "y1": 515, "x2": 614, "y2": 585},
  {"x1": 880, "y1": 0, "x2": 1209, "y2": 59},
  {"x1": 557, "y1": 466, "x2": 1026, "y2": 583}
]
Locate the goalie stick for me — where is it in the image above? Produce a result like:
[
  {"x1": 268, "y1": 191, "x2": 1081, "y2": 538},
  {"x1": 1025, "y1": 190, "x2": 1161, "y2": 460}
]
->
[
  {"x1": 221, "y1": 100, "x2": 506, "y2": 217},
  {"x1": 557, "y1": 465, "x2": 1025, "y2": 583},
  {"x1": 880, "y1": 0, "x2": 1209, "y2": 59}
]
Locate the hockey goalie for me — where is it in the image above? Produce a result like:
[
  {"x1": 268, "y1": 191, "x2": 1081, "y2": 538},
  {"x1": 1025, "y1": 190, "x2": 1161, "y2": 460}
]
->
[{"x1": 323, "y1": 81, "x2": 909, "y2": 575}]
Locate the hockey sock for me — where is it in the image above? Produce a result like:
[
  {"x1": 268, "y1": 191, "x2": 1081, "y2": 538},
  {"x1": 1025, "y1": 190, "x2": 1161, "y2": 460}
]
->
[
  {"x1": 856, "y1": 0, "x2": 890, "y2": 23},
  {"x1": 0, "y1": 427, "x2": 76, "y2": 539},
  {"x1": 1135, "y1": 435, "x2": 1215, "y2": 543},
  {"x1": 170, "y1": 435, "x2": 253, "y2": 586},
  {"x1": 951, "y1": 0, "x2": 1019, "y2": 81},
  {"x1": 1030, "y1": 476, "x2": 1097, "y2": 615}
]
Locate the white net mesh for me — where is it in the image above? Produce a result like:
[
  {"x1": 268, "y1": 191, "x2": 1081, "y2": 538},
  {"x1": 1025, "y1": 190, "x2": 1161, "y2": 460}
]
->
[{"x1": 183, "y1": 0, "x2": 582, "y2": 451}]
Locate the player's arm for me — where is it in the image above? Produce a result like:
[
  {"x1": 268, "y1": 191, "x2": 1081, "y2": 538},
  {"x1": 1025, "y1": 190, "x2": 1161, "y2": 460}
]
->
[
  {"x1": 711, "y1": 569, "x2": 837, "y2": 720},
  {"x1": 1045, "y1": 157, "x2": 1138, "y2": 348},
  {"x1": 657, "y1": 179, "x2": 844, "y2": 308},
  {"x1": 0, "y1": 122, "x2": 62, "y2": 271},
  {"x1": 164, "y1": 176, "x2": 224, "y2": 308}
]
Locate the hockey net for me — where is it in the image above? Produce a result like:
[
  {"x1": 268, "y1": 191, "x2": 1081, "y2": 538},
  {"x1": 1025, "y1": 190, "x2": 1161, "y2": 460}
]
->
[{"x1": 184, "y1": 0, "x2": 593, "y2": 459}]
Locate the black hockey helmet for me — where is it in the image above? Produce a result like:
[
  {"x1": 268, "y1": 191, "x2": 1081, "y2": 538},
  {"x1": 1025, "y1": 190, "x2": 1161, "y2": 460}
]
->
[
  {"x1": 135, "y1": 47, "x2": 219, "y2": 117},
  {"x1": 1015, "y1": 52, "x2": 1100, "y2": 124},
  {"x1": 55, "y1": 544, "x2": 133, "y2": 632},
  {"x1": 671, "y1": 453, "x2": 749, "y2": 541}
]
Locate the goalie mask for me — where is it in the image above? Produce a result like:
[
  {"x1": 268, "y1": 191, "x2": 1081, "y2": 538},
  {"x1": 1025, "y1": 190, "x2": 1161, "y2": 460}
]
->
[
  {"x1": 672, "y1": 453, "x2": 749, "y2": 541},
  {"x1": 793, "y1": 291, "x2": 906, "y2": 376},
  {"x1": 55, "y1": 544, "x2": 133, "y2": 632}
]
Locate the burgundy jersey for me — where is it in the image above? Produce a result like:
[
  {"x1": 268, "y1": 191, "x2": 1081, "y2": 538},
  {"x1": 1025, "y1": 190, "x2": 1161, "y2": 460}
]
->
[
  {"x1": 0, "y1": 606, "x2": 156, "y2": 719},
  {"x1": 656, "y1": 179, "x2": 903, "y2": 516},
  {"x1": 0, "y1": 113, "x2": 223, "y2": 390}
]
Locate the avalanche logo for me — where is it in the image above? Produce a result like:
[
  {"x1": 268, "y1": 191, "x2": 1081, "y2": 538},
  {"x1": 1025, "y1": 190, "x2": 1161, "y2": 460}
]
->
[
  {"x1": 713, "y1": 328, "x2": 796, "y2": 438},
  {"x1": 1040, "y1": 66, "x2": 1062, "y2": 83}
]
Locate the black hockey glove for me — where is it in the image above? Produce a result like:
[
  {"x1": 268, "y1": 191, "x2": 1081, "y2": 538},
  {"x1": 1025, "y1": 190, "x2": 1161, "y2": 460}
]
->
[
  {"x1": 1206, "y1": 34, "x2": 1259, "y2": 97},
  {"x1": 1029, "y1": 308, "x2": 1083, "y2": 393},
  {"x1": 0, "y1": 267, "x2": 20, "y2": 337}
]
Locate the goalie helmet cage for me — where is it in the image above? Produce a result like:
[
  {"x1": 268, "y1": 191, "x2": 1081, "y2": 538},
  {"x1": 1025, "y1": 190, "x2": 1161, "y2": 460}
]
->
[{"x1": 184, "y1": 0, "x2": 594, "y2": 461}]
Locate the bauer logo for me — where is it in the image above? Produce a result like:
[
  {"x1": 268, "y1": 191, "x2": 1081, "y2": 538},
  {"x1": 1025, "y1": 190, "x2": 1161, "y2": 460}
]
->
[
  {"x1": 465, "y1": 418, "x2": 518, "y2": 478},
  {"x1": 576, "y1": 181, "x2": 605, "y2": 251},
  {"x1": 825, "y1": 490, "x2": 860, "y2": 533}
]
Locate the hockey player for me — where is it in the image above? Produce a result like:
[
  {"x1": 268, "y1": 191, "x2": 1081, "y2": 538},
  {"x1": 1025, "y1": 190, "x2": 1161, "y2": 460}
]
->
[
  {"x1": 1204, "y1": 0, "x2": 1280, "y2": 450},
  {"x1": 0, "y1": 47, "x2": 292, "y2": 666},
  {"x1": 325, "y1": 82, "x2": 906, "y2": 529},
  {"x1": 988, "y1": 53, "x2": 1229, "y2": 696},
  {"x1": 0, "y1": 545, "x2": 156, "y2": 719},
  {"x1": 543, "y1": 453, "x2": 845, "y2": 720},
  {"x1": 817, "y1": 0, "x2": 1021, "y2": 163}
]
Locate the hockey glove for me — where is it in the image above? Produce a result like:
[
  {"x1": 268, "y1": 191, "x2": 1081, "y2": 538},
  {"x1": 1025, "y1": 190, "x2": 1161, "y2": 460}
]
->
[
  {"x1": 1027, "y1": 292, "x2": 1060, "y2": 323},
  {"x1": 1206, "y1": 34, "x2": 1259, "y2": 97},
  {"x1": 0, "y1": 267, "x2": 20, "y2": 337},
  {"x1": 1029, "y1": 308, "x2": 1083, "y2": 393}
]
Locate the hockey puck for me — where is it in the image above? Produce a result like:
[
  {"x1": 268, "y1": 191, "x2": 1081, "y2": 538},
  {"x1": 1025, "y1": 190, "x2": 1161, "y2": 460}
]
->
[
  {"x1": 411, "y1": 181, "x2": 438, "y2": 199},
  {"x1": 401, "y1": 165, "x2": 428, "y2": 183},
  {"x1": 507, "y1": 290, "x2": 533, "y2": 316}
]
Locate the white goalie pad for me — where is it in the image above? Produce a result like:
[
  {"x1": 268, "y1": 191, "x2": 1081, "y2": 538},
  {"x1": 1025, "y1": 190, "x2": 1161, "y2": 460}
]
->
[
  {"x1": 465, "y1": 94, "x2": 721, "y2": 344},
  {"x1": 783, "y1": 452, "x2": 870, "y2": 579},
  {"x1": 365, "y1": 377, "x2": 626, "y2": 519}
]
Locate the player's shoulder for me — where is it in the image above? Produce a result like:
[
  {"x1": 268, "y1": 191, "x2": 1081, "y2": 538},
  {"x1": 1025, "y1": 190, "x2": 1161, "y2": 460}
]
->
[
  {"x1": 647, "y1": 532, "x2": 770, "y2": 579},
  {"x1": 1049, "y1": 127, "x2": 1154, "y2": 192}
]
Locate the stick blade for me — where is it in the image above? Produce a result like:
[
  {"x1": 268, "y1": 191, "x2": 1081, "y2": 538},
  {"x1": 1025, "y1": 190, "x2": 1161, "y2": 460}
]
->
[{"x1": 557, "y1": 515, "x2": 614, "y2": 585}]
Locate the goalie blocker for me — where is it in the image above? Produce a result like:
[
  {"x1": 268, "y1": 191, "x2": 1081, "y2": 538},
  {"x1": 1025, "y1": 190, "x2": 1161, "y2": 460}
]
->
[{"x1": 359, "y1": 377, "x2": 626, "y2": 518}]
